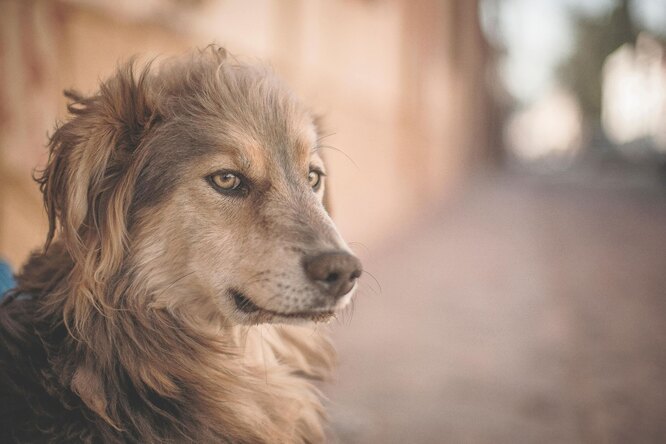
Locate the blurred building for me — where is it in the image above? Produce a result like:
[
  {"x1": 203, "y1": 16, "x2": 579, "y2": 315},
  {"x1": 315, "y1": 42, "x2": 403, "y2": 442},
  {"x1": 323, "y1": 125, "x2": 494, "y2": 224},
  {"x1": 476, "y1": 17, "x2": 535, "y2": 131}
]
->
[{"x1": 0, "y1": 0, "x2": 497, "y2": 266}]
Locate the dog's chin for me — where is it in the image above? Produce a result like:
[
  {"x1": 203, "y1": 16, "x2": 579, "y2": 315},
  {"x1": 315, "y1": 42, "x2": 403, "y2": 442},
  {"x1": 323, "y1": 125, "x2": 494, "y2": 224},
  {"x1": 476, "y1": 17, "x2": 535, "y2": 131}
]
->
[{"x1": 228, "y1": 289, "x2": 342, "y2": 325}]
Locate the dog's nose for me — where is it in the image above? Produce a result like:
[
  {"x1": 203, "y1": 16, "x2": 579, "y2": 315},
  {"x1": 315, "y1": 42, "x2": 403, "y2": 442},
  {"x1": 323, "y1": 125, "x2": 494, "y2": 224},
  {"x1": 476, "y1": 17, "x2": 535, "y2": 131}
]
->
[{"x1": 304, "y1": 252, "x2": 362, "y2": 299}]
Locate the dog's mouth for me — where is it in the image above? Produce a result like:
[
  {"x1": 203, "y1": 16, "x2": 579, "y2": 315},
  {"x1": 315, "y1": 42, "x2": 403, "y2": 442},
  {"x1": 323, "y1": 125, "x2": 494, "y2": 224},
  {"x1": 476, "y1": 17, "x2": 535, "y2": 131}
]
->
[{"x1": 229, "y1": 289, "x2": 335, "y2": 322}]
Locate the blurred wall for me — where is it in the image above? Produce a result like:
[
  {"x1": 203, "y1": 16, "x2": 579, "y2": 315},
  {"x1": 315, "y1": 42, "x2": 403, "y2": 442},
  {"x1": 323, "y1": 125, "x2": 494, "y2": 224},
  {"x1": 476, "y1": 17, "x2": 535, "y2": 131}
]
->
[{"x1": 0, "y1": 0, "x2": 495, "y2": 267}]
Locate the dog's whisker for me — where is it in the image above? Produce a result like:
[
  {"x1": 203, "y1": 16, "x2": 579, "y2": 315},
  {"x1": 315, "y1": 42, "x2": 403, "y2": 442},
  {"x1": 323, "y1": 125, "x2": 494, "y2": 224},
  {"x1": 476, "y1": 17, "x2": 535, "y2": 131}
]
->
[
  {"x1": 263, "y1": 292, "x2": 285, "y2": 305},
  {"x1": 357, "y1": 280, "x2": 379, "y2": 297},
  {"x1": 337, "y1": 297, "x2": 355, "y2": 326},
  {"x1": 259, "y1": 326, "x2": 269, "y2": 385},
  {"x1": 348, "y1": 241, "x2": 370, "y2": 257},
  {"x1": 360, "y1": 269, "x2": 382, "y2": 296},
  {"x1": 314, "y1": 144, "x2": 359, "y2": 170},
  {"x1": 348, "y1": 298, "x2": 356, "y2": 325},
  {"x1": 236, "y1": 271, "x2": 269, "y2": 291},
  {"x1": 235, "y1": 294, "x2": 256, "y2": 313},
  {"x1": 240, "y1": 325, "x2": 251, "y2": 354},
  {"x1": 241, "y1": 277, "x2": 270, "y2": 289},
  {"x1": 315, "y1": 131, "x2": 337, "y2": 144}
]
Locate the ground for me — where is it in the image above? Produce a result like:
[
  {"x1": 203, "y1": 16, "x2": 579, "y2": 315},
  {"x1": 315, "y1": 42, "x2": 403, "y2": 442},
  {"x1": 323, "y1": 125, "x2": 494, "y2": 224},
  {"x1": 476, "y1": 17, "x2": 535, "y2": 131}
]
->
[{"x1": 326, "y1": 170, "x2": 666, "y2": 443}]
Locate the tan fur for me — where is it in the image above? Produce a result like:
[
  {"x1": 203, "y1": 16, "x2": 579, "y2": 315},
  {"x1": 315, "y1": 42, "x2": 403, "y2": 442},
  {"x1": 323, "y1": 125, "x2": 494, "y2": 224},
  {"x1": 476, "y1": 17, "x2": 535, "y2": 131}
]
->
[{"x1": 0, "y1": 46, "x2": 356, "y2": 443}]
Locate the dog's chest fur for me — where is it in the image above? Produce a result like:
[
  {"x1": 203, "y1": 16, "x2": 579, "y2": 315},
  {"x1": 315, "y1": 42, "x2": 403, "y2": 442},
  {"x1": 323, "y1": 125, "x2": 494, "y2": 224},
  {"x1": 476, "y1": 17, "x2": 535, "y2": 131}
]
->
[{"x1": 0, "y1": 272, "x2": 333, "y2": 443}]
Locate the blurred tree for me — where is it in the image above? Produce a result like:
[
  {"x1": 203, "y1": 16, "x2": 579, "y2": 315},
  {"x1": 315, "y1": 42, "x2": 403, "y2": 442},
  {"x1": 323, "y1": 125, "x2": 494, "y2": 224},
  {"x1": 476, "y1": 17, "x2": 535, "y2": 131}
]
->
[{"x1": 558, "y1": 0, "x2": 637, "y2": 121}]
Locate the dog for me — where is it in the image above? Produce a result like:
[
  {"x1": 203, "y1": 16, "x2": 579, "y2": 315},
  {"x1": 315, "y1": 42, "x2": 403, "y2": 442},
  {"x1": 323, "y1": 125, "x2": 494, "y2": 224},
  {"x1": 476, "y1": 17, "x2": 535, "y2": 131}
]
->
[{"x1": 0, "y1": 46, "x2": 361, "y2": 443}]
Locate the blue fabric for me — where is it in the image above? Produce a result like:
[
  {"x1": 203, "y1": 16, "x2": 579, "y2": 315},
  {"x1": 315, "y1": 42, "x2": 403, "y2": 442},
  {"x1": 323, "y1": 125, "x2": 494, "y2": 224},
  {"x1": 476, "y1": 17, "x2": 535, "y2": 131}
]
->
[{"x1": 0, "y1": 259, "x2": 16, "y2": 300}]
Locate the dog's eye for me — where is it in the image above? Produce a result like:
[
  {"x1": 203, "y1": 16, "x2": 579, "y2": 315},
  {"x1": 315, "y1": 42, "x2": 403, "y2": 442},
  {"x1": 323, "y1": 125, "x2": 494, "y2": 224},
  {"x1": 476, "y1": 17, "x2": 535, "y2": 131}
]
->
[
  {"x1": 208, "y1": 172, "x2": 247, "y2": 196},
  {"x1": 308, "y1": 169, "x2": 324, "y2": 191},
  {"x1": 212, "y1": 173, "x2": 241, "y2": 190}
]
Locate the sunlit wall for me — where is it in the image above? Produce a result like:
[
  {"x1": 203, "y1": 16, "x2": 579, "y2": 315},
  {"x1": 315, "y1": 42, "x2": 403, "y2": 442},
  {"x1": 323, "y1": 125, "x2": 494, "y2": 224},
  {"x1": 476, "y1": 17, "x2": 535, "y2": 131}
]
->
[{"x1": 0, "y1": 0, "x2": 496, "y2": 266}]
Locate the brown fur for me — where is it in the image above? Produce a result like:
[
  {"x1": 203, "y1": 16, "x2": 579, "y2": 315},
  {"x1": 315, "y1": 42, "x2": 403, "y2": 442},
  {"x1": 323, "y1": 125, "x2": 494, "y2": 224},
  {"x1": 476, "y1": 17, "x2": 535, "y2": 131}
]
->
[{"x1": 0, "y1": 46, "x2": 356, "y2": 443}]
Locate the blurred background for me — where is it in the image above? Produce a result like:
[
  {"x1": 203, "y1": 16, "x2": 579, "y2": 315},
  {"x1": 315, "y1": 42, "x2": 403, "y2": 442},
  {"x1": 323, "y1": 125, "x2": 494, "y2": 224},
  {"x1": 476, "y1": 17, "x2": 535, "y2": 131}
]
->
[{"x1": 1, "y1": 0, "x2": 665, "y2": 442}]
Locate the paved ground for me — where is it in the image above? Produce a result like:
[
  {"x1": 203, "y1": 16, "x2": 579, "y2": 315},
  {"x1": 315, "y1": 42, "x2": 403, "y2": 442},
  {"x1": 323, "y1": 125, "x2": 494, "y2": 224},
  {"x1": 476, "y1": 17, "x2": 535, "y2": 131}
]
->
[{"x1": 325, "y1": 171, "x2": 666, "y2": 443}]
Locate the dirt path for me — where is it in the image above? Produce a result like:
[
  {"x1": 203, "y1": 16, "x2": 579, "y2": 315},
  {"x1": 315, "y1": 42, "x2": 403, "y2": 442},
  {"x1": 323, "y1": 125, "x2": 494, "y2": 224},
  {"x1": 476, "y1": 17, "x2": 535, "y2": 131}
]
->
[{"x1": 326, "y1": 172, "x2": 666, "y2": 443}]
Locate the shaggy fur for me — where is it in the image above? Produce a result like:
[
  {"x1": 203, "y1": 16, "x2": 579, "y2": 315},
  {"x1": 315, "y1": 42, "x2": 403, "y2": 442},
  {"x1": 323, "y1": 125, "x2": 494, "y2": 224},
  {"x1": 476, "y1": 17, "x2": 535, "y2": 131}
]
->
[{"x1": 0, "y1": 47, "x2": 358, "y2": 443}]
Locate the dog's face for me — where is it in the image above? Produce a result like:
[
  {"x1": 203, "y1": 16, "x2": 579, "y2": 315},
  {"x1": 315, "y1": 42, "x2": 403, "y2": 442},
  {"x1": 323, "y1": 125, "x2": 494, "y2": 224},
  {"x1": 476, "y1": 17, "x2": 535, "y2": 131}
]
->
[
  {"x1": 120, "y1": 56, "x2": 361, "y2": 325},
  {"x1": 183, "y1": 143, "x2": 356, "y2": 324},
  {"x1": 154, "y1": 116, "x2": 360, "y2": 325}
]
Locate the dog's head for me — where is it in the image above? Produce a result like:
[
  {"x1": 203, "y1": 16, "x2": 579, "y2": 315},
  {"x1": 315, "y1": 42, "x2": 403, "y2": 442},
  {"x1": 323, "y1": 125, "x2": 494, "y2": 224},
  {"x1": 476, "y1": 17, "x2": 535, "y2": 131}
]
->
[{"x1": 40, "y1": 47, "x2": 361, "y2": 326}]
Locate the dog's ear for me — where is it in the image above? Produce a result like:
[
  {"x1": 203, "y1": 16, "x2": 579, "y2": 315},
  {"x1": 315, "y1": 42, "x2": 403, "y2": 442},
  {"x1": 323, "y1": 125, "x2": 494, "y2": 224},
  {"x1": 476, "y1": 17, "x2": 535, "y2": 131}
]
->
[{"x1": 37, "y1": 62, "x2": 158, "y2": 312}]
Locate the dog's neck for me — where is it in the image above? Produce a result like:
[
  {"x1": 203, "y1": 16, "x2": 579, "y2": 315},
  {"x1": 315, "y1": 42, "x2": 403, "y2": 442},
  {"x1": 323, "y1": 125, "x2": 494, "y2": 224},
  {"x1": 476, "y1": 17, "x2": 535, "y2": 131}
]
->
[{"x1": 15, "y1": 242, "x2": 333, "y2": 443}]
